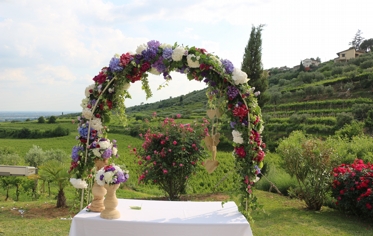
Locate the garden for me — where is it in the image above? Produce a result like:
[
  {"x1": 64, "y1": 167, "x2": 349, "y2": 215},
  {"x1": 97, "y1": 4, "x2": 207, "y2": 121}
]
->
[{"x1": 1, "y1": 40, "x2": 373, "y2": 235}]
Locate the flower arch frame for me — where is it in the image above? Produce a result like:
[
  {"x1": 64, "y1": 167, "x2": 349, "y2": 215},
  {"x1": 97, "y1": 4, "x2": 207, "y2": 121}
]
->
[{"x1": 69, "y1": 40, "x2": 265, "y2": 218}]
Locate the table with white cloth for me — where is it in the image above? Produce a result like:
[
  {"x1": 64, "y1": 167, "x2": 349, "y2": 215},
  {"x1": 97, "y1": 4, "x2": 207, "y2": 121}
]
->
[{"x1": 69, "y1": 199, "x2": 253, "y2": 236}]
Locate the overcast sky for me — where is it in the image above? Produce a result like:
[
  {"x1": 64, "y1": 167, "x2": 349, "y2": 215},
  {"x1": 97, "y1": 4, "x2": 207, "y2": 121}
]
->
[{"x1": 1, "y1": 0, "x2": 372, "y2": 112}]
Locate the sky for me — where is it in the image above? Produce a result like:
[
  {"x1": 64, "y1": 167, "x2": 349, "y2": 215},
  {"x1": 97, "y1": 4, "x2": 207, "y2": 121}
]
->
[{"x1": 1, "y1": 0, "x2": 372, "y2": 112}]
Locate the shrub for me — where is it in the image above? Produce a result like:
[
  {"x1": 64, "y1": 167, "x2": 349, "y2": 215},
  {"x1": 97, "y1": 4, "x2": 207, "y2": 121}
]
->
[
  {"x1": 277, "y1": 131, "x2": 334, "y2": 210},
  {"x1": 335, "y1": 112, "x2": 354, "y2": 129},
  {"x1": 135, "y1": 117, "x2": 209, "y2": 200},
  {"x1": 48, "y1": 116, "x2": 57, "y2": 123},
  {"x1": 332, "y1": 67, "x2": 343, "y2": 76},
  {"x1": 332, "y1": 159, "x2": 373, "y2": 218},
  {"x1": 360, "y1": 59, "x2": 373, "y2": 69},
  {"x1": 335, "y1": 121, "x2": 364, "y2": 139},
  {"x1": 38, "y1": 116, "x2": 45, "y2": 123}
]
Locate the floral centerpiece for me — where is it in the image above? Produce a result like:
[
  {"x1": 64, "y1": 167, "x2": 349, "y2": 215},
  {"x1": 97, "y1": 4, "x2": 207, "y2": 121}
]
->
[
  {"x1": 134, "y1": 117, "x2": 209, "y2": 200},
  {"x1": 95, "y1": 164, "x2": 129, "y2": 186},
  {"x1": 70, "y1": 39, "x2": 265, "y2": 219}
]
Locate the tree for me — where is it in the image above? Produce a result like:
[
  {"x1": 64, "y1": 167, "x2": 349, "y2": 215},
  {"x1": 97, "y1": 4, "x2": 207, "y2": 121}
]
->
[
  {"x1": 38, "y1": 116, "x2": 45, "y2": 123},
  {"x1": 241, "y1": 24, "x2": 268, "y2": 107},
  {"x1": 360, "y1": 38, "x2": 373, "y2": 52},
  {"x1": 48, "y1": 116, "x2": 57, "y2": 124},
  {"x1": 45, "y1": 149, "x2": 68, "y2": 162},
  {"x1": 349, "y1": 29, "x2": 364, "y2": 50},
  {"x1": 299, "y1": 61, "x2": 305, "y2": 72},
  {"x1": 25, "y1": 145, "x2": 46, "y2": 167},
  {"x1": 38, "y1": 160, "x2": 69, "y2": 207}
]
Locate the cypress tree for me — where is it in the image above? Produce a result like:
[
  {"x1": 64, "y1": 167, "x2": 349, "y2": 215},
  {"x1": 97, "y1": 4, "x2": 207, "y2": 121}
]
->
[{"x1": 241, "y1": 24, "x2": 268, "y2": 107}]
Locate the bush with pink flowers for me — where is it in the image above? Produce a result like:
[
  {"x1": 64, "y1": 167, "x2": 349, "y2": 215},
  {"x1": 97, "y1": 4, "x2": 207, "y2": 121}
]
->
[
  {"x1": 134, "y1": 117, "x2": 209, "y2": 200},
  {"x1": 332, "y1": 159, "x2": 373, "y2": 218}
]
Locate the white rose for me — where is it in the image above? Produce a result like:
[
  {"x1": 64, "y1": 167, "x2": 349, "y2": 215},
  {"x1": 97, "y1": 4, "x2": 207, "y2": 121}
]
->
[
  {"x1": 92, "y1": 148, "x2": 101, "y2": 157},
  {"x1": 80, "y1": 98, "x2": 89, "y2": 109},
  {"x1": 232, "y1": 130, "x2": 244, "y2": 144},
  {"x1": 85, "y1": 84, "x2": 95, "y2": 97},
  {"x1": 82, "y1": 108, "x2": 93, "y2": 119},
  {"x1": 149, "y1": 67, "x2": 161, "y2": 75},
  {"x1": 172, "y1": 46, "x2": 185, "y2": 61},
  {"x1": 104, "y1": 172, "x2": 114, "y2": 184},
  {"x1": 123, "y1": 83, "x2": 131, "y2": 91},
  {"x1": 90, "y1": 118, "x2": 103, "y2": 131},
  {"x1": 70, "y1": 178, "x2": 88, "y2": 189},
  {"x1": 136, "y1": 43, "x2": 147, "y2": 54},
  {"x1": 232, "y1": 68, "x2": 249, "y2": 85},
  {"x1": 112, "y1": 147, "x2": 118, "y2": 156},
  {"x1": 98, "y1": 140, "x2": 111, "y2": 149},
  {"x1": 187, "y1": 54, "x2": 200, "y2": 68},
  {"x1": 108, "y1": 88, "x2": 114, "y2": 93}
]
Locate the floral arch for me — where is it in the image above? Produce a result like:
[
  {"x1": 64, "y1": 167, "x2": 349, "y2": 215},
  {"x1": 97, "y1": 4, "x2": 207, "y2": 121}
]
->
[{"x1": 69, "y1": 40, "x2": 265, "y2": 218}]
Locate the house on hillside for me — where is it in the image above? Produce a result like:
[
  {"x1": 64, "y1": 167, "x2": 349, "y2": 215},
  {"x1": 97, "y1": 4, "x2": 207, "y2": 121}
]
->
[
  {"x1": 334, "y1": 48, "x2": 365, "y2": 63},
  {"x1": 302, "y1": 58, "x2": 320, "y2": 67}
]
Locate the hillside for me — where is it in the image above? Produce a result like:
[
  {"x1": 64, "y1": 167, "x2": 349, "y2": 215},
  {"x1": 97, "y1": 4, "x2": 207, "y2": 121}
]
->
[{"x1": 119, "y1": 51, "x2": 373, "y2": 151}]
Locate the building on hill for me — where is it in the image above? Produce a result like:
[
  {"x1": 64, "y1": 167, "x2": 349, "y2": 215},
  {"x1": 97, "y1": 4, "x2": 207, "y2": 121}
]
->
[
  {"x1": 334, "y1": 47, "x2": 365, "y2": 63},
  {"x1": 302, "y1": 58, "x2": 320, "y2": 68}
]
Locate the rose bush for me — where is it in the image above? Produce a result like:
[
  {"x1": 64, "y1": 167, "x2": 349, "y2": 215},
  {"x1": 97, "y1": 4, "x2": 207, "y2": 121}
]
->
[
  {"x1": 133, "y1": 117, "x2": 209, "y2": 200},
  {"x1": 332, "y1": 159, "x2": 373, "y2": 218}
]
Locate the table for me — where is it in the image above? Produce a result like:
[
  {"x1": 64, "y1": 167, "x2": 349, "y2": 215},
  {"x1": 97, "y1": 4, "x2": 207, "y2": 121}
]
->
[{"x1": 69, "y1": 199, "x2": 253, "y2": 236}]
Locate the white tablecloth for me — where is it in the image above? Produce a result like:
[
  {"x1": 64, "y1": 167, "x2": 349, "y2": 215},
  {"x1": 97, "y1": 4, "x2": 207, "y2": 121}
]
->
[{"x1": 69, "y1": 199, "x2": 253, "y2": 236}]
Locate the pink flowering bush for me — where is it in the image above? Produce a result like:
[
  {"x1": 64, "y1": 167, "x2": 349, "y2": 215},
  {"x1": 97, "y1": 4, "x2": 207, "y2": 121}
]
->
[
  {"x1": 332, "y1": 159, "x2": 373, "y2": 218},
  {"x1": 134, "y1": 117, "x2": 209, "y2": 200}
]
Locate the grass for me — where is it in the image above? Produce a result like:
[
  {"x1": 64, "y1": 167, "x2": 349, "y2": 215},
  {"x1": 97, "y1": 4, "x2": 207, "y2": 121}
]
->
[{"x1": 1, "y1": 189, "x2": 372, "y2": 236}]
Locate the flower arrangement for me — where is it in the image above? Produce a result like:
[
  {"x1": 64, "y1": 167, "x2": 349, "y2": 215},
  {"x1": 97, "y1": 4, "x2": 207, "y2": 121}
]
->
[
  {"x1": 332, "y1": 159, "x2": 373, "y2": 218},
  {"x1": 133, "y1": 117, "x2": 209, "y2": 200},
  {"x1": 71, "y1": 39, "x2": 265, "y2": 218},
  {"x1": 95, "y1": 164, "x2": 129, "y2": 186}
]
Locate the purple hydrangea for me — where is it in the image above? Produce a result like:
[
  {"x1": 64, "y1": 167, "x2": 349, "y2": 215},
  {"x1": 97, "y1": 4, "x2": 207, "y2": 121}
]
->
[
  {"x1": 109, "y1": 57, "x2": 123, "y2": 72},
  {"x1": 71, "y1": 146, "x2": 83, "y2": 162},
  {"x1": 142, "y1": 48, "x2": 157, "y2": 61},
  {"x1": 115, "y1": 171, "x2": 125, "y2": 184},
  {"x1": 230, "y1": 121, "x2": 236, "y2": 129},
  {"x1": 152, "y1": 56, "x2": 166, "y2": 73},
  {"x1": 147, "y1": 40, "x2": 160, "y2": 49},
  {"x1": 163, "y1": 71, "x2": 172, "y2": 80},
  {"x1": 102, "y1": 149, "x2": 113, "y2": 159},
  {"x1": 221, "y1": 59, "x2": 234, "y2": 74},
  {"x1": 99, "y1": 174, "x2": 104, "y2": 181},
  {"x1": 134, "y1": 54, "x2": 143, "y2": 64},
  {"x1": 162, "y1": 48, "x2": 173, "y2": 60},
  {"x1": 78, "y1": 126, "x2": 95, "y2": 140},
  {"x1": 227, "y1": 86, "x2": 240, "y2": 100}
]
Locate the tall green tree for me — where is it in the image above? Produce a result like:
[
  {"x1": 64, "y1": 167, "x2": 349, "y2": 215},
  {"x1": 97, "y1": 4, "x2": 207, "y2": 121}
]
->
[
  {"x1": 360, "y1": 38, "x2": 373, "y2": 52},
  {"x1": 349, "y1": 29, "x2": 364, "y2": 50},
  {"x1": 241, "y1": 24, "x2": 268, "y2": 107}
]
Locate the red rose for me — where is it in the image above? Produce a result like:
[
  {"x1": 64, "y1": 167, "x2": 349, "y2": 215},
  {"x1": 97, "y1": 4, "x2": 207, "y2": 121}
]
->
[
  {"x1": 120, "y1": 53, "x2": 132, "y2": 67},
  {"x1": 140, "y1": 62, "x2": 151, "y2": 72},
  {"x1": 93, "y1": 71, "x2": 107, "y2": 84}
]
